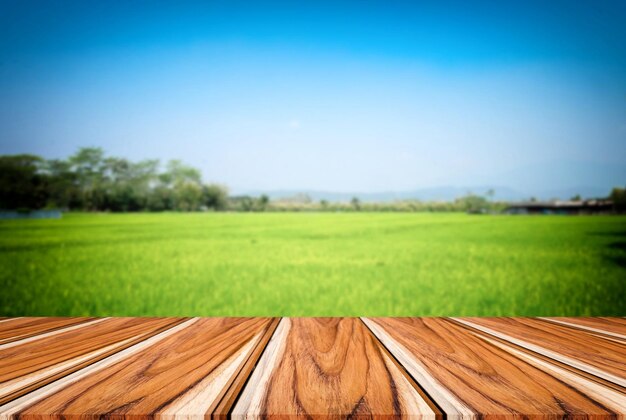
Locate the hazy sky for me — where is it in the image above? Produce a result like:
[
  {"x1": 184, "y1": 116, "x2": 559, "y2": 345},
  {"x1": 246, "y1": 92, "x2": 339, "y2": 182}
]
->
[{"x1": 1, "y1": 0, "x2": 625, "y2": 194}]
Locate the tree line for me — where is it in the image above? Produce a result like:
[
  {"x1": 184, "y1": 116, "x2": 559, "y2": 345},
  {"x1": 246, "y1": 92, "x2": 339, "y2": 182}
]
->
[
  {"x1": 1, "y1": 147, "x2": 624, "y2": 213},
  {"x1": 0, "y1": 148, "x2": 228, "y2": 212},
  {"x1": 266, "y1": 194, "x2": 508, "y2": 213},
  {"x1": 0, "y1": 148, "x2": 503, "y2": 213}
]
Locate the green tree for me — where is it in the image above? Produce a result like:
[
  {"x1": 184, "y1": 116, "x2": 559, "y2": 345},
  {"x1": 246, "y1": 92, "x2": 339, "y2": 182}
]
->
[
  {"x1": 202, "y1": 184, "x2": 228, "y2": 210},
  {"x1": 165, "y1": 160, "x2": 202, "y2": 185},
  {"x1": 239, "y1": 196, "x2": 255, "y2": 212},
  {"x1": 176, "y1": 183, "x2": 203, "y2": 211},
  {"x1": 162, "y1": 160, "x2": 204, "y2": 211},
  {"x1": 43, "y1": 159, "x2": 79, "y2": 209},
  {"x1": 350, "y1": 196, "x2": 361, "y2": 211},
  {"x1": 0, "y1": 155, "x2": 48, "y2": 210},
  {"x1": 258, "y1": 194, "x2": 270, "y2": 211},
  {"x1": 609, "y1": 187, "x2": 626, "y2": 213},
  {"x1": 147, "y1": 185, "x2": 174, "y2": 211},
  {"x1": 69, "y1": 147, "x2": 106, "y2": 210},
  {"x1": 457, "y1": 194, "x2": 489, "y2": 214}
]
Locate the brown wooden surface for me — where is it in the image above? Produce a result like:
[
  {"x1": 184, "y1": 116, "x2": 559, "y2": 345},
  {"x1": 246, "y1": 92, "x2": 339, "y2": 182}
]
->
[
  {"x1": 0, "y1": 317, "x2": 624, "y2": 420},
  {"x1": 12, "y1": 318, "x2": 273, "y2": 420},
  {"x1": 212, "y1": 317, "x2": 281, "y2": 419},
  {"x1": 544, "y1": 317, "x2": 626, "y2": 338},
  {"x1": 363, "y1": 317, "x2": 626, "y2": 419},
  {"x1": 233, "y1": 318, "x2": 439, "y2": 419}
]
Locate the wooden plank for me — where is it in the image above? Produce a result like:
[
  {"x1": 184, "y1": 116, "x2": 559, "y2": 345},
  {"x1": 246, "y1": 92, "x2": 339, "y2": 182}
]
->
[
  {"x1": 1, "y1": 317, "x2": 624, "y2": 419},
  {"x1": 364, "y1": 317, "x2": 626, "y2": 419},
  {"x1": 10, "y1": 317, "x2": 274, "y2": 420},
  {"x1": 232, "y1": 317, "x2": 438, "y2": 419},
  {"x1": 0, "y1": 318, "x2": 96, "y2": 345},
  {"x1": 0, "y1": 317, "x2": 182, "y2": 405},
  {"x1": 454, "y1": 317, "x2": 626, "y2": 387},
  {"x1": 541, "y1": 317, "x2": 626, "y2": 340},
  {"x1": 212, "y1": 317, "x2": 280, "y2": 420}
]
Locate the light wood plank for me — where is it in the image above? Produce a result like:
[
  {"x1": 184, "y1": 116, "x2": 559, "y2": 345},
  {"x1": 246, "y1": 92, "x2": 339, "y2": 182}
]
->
[
  {"x1": 233, "y1": 317, "x2": 437, "y2": 419},
  {"x1": 364, "y1": 317, "x2": 624, "y2": 419}
]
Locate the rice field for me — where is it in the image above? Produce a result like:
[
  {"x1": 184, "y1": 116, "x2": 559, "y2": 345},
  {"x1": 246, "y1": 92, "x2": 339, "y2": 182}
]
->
[{"x1": 1, "y1": 212, "x2": 624, "y2": 316}]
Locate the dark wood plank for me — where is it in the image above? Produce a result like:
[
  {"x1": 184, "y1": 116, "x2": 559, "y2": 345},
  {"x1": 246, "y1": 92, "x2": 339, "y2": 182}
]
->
[
  {"x1": 233, "y1": 318, "x2": 438, "y2": 419},
  {"x1": 7, "y1": 318, "x2": 274, "y2": 420},
  {"x1": 364, "y1": 317, "x2": 626, "y2": 419}
]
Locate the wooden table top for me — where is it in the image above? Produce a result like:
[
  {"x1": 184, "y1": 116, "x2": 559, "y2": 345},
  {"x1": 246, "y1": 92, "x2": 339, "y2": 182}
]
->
[{"x1": 0, "y1": 317, "x2": 624, "y2": 419}]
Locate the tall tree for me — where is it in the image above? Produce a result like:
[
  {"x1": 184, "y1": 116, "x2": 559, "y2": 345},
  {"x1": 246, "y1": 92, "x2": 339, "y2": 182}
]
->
[
  {"x1": 203, "y1": 184, "x2": 228, "y2": 210},
  {"x1": 0, "y1": 155, "x2": 48, "y2": 210},
  {"x1": 351, "y1": 197, "x2": 361, "y2": 211},
  {"x1": 69, "y1": 147, "x2": 106, "y2": 210},
  {"x1": 609, "y1": 187, "x2": 626, "y2": 213},
  {"x1": 43, "y1": 159, "x2": 79, "y2": 209}
]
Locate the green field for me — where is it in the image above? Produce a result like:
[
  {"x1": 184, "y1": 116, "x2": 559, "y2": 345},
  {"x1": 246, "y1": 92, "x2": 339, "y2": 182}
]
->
[{"x1": 1, "y1": 213, "x2": 624, "y2": 316}]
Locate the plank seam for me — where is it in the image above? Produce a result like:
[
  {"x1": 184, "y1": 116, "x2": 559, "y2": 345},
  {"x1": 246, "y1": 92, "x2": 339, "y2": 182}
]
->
[
  {"x1": 360, "y1": 317, "x2": 445, "y2": 420},
  {"x1": 222, "y1": 317, "x2": 284, "y2": 419},
  {"x1": 211, "y1": 317, "x2": 281, "y2": 419}
]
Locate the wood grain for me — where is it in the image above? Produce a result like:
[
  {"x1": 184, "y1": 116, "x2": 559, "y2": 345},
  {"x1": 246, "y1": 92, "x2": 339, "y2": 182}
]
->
[
  {"x1": 0, "y1": 318, "x2": 95, "y2": 345},
  {"x1": 212, "y1": 317, "x2": 281, "y2": 419},
  {"x1": 364, "y1": 317, "x2": 626, "y2": 419},
  {"x1": 0, "y1": 317, "x2": 182, "y2": 405},
  {"x1": 233, "y1": 317, "x2": 437, "y2": 419},
  {"x1": 455, "y1": 317, "x2": 626, "y2": 387},
  {"x1": 541, "y1": 317, "x2": 626, "y2": 340},
  {"x1": 12, "y1": 317, "x2": 274, "y2": 420},
  {"x1": 1, "y1": 317, "x2": 624, "y2": 420}
]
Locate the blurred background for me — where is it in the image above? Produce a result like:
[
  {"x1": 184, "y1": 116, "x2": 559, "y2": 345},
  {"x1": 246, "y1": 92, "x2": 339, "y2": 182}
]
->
[{"x1": 0, "y1": 0, "x2": 624, "y2": 316}]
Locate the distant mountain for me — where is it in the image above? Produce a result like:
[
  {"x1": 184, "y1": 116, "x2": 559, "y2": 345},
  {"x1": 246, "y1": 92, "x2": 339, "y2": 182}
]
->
[
  {"x1": 237, "y1": 160, "x2": 624, "y2": 202},
  {"x1": 484, "y1": 161, "x2": 625, "y2": 199}
]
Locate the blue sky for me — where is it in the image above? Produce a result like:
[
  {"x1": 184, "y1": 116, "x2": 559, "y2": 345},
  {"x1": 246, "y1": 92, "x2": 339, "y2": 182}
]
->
[{"x1": 1, "y1": 0, "x2": 625, "y2": 195}]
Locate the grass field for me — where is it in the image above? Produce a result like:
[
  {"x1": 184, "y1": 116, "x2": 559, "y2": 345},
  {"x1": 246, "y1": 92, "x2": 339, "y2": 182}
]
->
[{"x1": 1, "y1": 212, "x2": 624, "y2": 316}]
